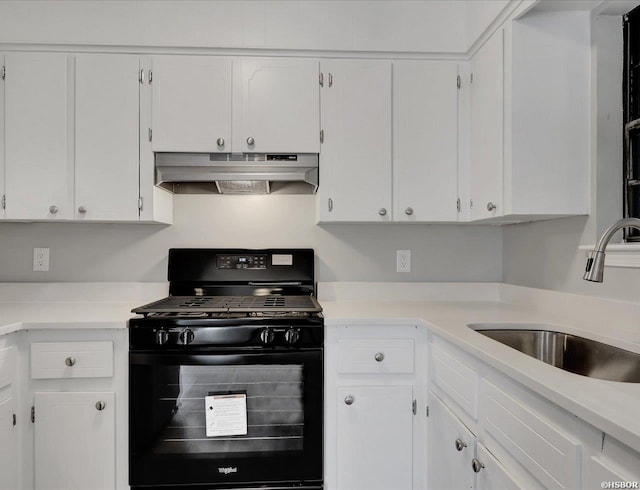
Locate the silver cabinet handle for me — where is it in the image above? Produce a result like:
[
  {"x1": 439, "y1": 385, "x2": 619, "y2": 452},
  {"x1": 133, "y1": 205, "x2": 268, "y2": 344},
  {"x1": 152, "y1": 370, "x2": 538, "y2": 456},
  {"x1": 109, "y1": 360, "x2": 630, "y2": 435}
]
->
[
  {"x1": 328, "y1": 72, "x2": 333, "y2": 87},
  {"x1": 471, "y1": 458, "x2": 485, "y2": 473},
  {"x1": 65, "y1": 357, "x2": 76, "y2": 367},
  {"x1": 378, "y1": 208, "x2": 387, "y2": 216},
  {"x1": 455, "y1": 438, "x2": 467, "y2": 451},
  {"x1": 328, "y1": 198, "x2": 333, "y2": 212},
  {"x1": 95, "y1": 401, "x2": 106, "y2": 411},
  {"x1": 78, "y1": 206, "x2": 87, "y2": 214},
  {"x1": 405, "y1": 207, "x2": 414, "y2": 216},
  {"x1": 374, "y1": 352, "x2": 385, "y2": 362},
  {"x1": 49, "y1": 205, "x2": 58, "y2": 215},
  {"x1": 216, "y1": 137, "x2": 225, "y2": 147},
  {"x1": 487, "y1": 202, "x2": 497, "y2": 212},
  {"x1": 246, "y1": 137, "x2": 255, "y2": 146},
  {"x1": 344, "y1": 396, "x2": 354, "y2": 405}
]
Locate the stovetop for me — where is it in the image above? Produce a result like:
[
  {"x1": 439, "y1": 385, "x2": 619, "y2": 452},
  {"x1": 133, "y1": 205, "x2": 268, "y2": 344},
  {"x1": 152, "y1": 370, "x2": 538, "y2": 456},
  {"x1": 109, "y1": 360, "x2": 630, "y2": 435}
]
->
[{"x1": 132, "y1": 295, "x2": 322, "y2": 316}]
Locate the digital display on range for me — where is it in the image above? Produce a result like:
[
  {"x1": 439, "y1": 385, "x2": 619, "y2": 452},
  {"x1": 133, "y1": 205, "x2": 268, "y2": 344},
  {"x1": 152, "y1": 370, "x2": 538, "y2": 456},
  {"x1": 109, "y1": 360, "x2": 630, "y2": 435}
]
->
[{"x1": 216, "y1": 255, "x2": 267, "y2": 269}]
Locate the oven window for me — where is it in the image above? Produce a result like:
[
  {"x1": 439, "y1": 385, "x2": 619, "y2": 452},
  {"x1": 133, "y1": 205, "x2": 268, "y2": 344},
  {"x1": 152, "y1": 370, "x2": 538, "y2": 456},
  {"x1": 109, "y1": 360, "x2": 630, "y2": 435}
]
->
[{"x1": 157, "y1": 365, "x2": 304, "y2": 455}]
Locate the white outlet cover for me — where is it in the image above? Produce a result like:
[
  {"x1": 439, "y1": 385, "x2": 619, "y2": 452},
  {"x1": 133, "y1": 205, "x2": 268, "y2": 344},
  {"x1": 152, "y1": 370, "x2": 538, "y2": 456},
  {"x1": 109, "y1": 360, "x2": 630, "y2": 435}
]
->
[
  {"x1": 396, "y1": 250, "x2": 411, "y2": 273},
  {"x1": 33, "y1": 248, "x2": 50, "y2": 272}
]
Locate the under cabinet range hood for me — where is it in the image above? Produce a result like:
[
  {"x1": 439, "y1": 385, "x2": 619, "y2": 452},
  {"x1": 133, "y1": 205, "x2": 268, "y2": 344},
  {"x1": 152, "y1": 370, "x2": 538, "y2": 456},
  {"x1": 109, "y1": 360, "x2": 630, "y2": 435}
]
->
[{"x1": 155, "y1": 153, "x2": 319, "y2": 195}]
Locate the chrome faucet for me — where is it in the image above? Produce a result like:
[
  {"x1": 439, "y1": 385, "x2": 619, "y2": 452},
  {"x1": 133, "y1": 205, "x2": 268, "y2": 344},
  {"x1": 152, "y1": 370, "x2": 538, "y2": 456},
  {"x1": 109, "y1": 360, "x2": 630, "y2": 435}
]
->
[{"x1": 583, "y1": 218, "x2": 640, "y2": 282}]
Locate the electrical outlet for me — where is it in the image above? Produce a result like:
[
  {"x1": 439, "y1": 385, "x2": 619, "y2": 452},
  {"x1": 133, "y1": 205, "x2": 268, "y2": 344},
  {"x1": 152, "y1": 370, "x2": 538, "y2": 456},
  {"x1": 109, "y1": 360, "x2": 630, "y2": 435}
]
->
[
  {"x1": 396, "y1": 250, "x2": 411, "y2": 273},
  {"x1": 33, "y1": 248, "x2": 50, "y2": 272}
]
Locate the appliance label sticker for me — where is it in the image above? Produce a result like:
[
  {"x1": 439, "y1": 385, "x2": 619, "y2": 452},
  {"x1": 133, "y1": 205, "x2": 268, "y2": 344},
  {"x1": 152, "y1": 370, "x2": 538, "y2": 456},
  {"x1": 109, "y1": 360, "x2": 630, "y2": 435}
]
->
[
  {"x1": 272, "y1": 254, "x2": 293, "y2": 266},
  {"x1": 205, "y1": 393, "x2": 248, "y2": 437}
]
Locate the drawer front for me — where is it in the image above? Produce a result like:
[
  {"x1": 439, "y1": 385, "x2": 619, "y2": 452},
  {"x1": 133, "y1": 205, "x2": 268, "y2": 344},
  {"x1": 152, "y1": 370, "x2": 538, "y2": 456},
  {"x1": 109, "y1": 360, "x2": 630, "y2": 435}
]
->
[
  {"x1": 338, "y1": 339, "x2": 415, "y2": 374},
  {"x1": 31, "y1": 341, "x2": 113, "y2": 379},
  {"x1": 431, "y1": 341, "x2": 478, "y2": 419},
  {"x1": 479, "y1": 379, "x2": 580, "y2": 490}
]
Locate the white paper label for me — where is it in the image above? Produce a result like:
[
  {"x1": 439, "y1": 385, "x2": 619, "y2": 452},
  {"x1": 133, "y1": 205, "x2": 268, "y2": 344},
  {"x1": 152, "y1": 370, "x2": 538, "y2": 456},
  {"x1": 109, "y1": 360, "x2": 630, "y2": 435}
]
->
[
  {"x1": 272, "y1": 254, "x2": 293, "y2": 266},
  {"x1": 205, "y1": 393, "x2": 248, "y2": 437}
]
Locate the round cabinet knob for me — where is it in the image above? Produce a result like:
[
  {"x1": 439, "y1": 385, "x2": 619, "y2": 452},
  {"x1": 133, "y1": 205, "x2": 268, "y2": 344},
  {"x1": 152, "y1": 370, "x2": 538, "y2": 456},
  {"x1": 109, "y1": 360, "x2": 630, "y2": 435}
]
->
[
  {"x1": 179, "y1": 328, "x2": 195, "y2": 345},
  {"x1": 378, "y1": 208, "x2": 387, "y2": 216},
  {"x1": 344, "y1": 396, "x2": 355, "y2": 405},
  {"x1": 65, "y1": 357, "x2": 76, "y2": 367},
  {"x1": 49, "y1": 205, "x2": 58, "y2": 215},
  {"x1": 246, "y1": 137, "x2": 255, "y2": 146},
  {"x1": 78, "y1": 206, "x2": 87, "y2": 214},
  {"x1": 471, "y1": 458, "x2": 485, "y2": 473},
  {"x1": 486, "y1": 202, "x2": 497, "y2": 212},
  {"x1": 284, "y1": 328, "x2": 300, "y2": 345},
  {"x1": 216, "y1": 137, "x2": 225, "y2": 147},
  {"x1": 455, "y1": 438, "x2": 467, "y2": 451},
  {"x1": 156, "y1": 330, "x2": 169, "y2": 345},
  {"x1": 405, "y1": 207, "x2": 414, "y2": 216},
  {"x1": 95, "y1": 401, "x2": 106, "y2": 411},
  {"x1": 260, "y1": 328, "x2": 275, "y2": 345},
  {"x1": 374, "y1": 352, "x2": 385, "y2": 362}
]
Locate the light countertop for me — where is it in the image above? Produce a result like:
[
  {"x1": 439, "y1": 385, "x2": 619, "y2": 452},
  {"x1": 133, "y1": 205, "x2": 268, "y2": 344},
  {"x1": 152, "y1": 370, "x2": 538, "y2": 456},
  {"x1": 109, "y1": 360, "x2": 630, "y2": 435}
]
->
[{"x1": 1, "y1": 281, "x2": 639, "y2": 454}]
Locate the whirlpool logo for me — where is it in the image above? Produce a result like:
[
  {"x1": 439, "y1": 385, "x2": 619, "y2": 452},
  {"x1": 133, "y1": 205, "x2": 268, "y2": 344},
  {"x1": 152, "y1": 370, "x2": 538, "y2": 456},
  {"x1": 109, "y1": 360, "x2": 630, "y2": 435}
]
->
[{"x1": 218, "y1": 467, "x2": 238, "y2": 475}]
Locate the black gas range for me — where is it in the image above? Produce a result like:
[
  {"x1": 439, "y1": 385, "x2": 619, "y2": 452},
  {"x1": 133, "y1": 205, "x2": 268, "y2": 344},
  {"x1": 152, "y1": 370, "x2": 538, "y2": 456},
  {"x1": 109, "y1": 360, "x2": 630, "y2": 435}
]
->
[{"x1": 129, "y1": 248, "x2": 323, "y2": 490}]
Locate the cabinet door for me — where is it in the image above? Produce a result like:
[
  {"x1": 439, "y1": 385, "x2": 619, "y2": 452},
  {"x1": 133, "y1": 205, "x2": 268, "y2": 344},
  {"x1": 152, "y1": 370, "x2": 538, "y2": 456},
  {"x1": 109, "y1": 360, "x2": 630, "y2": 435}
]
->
[
  {"x1": 239, "y1": 59, "x2": 319, "y2": 153},
  {"x1": 35, "y1": 392, "x2": 115, "y2": 490},
  {"x1": 151, "y1": 55, "x2": 232, "y2": 152},
  {"x1": 319, "y1": 60, "x2": 392, "y2": 222},
  {"x1": 583, "y1": 454, "x2": 640, "y2": 490},
  {"x1": 428, "y1": 392, "x2": 475, "y2": 490},
  {"x1": 0, "y1": 347, "x2": 18, "y2": 490},
  {"x1": 476, "y1": 443, "x2": 524, "y2": 490},
  {"x1": 337, "y1": 385, "x2": 413, "y2": 490},
  {"x1": 470, "y1": 29, "x2": 504, "y2": 220},
  {"x1": 75, "y1": 54, "x2": 140, "y2": 221},
  {"x1": 0, "y1": 54, "x2": 4, "y2": 220},
  {"x1": 393, "y1": 61, "x2": 459, "y2": 222},
  {"x1": 0, "y1": 395, "x2": 18, "y2": 490},
  {"x1": 5, "y1": 53, "x2": 71, "y2": 220}
]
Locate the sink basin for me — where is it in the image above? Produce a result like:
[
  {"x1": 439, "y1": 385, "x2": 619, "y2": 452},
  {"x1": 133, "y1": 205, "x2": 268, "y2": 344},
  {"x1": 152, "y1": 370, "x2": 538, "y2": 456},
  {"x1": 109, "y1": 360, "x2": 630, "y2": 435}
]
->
[{"x1": 471, "y1": 327, "x2": 640, "y2": 383}]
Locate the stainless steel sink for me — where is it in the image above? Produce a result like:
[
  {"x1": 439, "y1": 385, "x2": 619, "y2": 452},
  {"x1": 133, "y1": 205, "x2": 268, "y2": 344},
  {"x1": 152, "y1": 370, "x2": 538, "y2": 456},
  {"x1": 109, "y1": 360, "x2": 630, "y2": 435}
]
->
[{"x1": 472, "y1": 328, "x2": 640, "y2": 383}]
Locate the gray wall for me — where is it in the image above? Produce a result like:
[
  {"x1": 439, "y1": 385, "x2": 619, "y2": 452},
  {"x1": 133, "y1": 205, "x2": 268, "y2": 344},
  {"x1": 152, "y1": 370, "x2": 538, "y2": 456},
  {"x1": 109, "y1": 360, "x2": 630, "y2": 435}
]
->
[
  {"x1": 0, "y1": 195, "x2": 503, "y2": 283},
  {"x1": 503, "y1": 15, "x2": 640, "y2": 303}
]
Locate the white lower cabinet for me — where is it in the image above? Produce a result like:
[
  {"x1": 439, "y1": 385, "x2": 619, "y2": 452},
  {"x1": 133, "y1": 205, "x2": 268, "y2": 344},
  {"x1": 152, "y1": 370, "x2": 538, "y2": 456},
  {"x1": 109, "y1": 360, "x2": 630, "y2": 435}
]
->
[
  {"x1": 325, "y1": 324, "x2": 426, "y2": 490},
  {"x1": 0, "y1": 346, "x2": 18, "y2": 490},
  {"x1": 428, "y1": 391, "x2": 523, "y2": 490},
  {"x1": 34, "y1": 392, "x2": 115, "y2": 490},
  {"x1": 337, "y1": 385, "x2": 414, "y2": 490}
]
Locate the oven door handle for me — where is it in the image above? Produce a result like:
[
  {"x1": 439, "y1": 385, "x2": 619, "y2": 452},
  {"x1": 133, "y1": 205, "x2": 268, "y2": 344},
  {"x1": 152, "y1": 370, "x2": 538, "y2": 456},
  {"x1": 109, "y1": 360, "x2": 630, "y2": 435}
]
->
[
  {"x1": 248, "y1": 281, "x2": 303, "y2": 286},
  {"x1": 129, "y1": 350, "x2": 322, "y2": 366}
]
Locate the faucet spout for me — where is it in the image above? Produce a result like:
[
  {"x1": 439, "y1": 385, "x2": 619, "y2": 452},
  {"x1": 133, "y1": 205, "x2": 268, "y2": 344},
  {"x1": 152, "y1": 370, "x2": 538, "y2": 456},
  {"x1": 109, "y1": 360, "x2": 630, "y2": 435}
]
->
[{"x1": 583, "y1": 218, "x2": 640, "y2": 282}]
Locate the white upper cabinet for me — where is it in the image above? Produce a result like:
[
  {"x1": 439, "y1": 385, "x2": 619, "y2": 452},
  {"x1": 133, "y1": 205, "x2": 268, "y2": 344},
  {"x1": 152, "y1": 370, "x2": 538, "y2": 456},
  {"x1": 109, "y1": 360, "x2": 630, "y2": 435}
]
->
[
  {"x1": 238, "y1": 59, "x2": 319, "y2": 153},
  {"x1": 0, "y1": 54, "x2": 4, "y2": 220},
  {"x1": 318, "y1": 59, "x2": 392, "y2": 222},
  {"x1": 4, "y1": 53, "x2": 71, "y2": 220},
  {"x1": 151, "y1": 56, "x2": 319, "y2": 154},
  {"x1": 467, "y1": 10, "x2": 590, "y2": 222},
  {"x1": 393, "y1": 61, "x2": 459, "y2": 222},
  {"x1": 151, "y1": 56, "x2": 232, "y2": 153},
  {"x1": 470, "y1": 28, "x2": 504, "y2": 221},
  {"x1": 75, "y1": 54, "x2": 140, "y2": 221}
]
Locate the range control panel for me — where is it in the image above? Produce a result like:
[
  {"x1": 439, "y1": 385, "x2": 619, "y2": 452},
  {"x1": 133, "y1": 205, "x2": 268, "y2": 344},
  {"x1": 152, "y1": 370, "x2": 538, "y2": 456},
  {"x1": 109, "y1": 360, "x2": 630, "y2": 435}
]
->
[{"x1": 216, "y1": 254, "x2": 268, "y2": 270}]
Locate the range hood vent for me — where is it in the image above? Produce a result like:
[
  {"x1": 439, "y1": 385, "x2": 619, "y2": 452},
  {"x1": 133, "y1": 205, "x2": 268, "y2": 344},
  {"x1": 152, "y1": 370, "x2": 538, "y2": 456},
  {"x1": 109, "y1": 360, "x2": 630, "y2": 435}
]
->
[{"x1": 155, "y1": 153, "x2": 319, "y2": 195}]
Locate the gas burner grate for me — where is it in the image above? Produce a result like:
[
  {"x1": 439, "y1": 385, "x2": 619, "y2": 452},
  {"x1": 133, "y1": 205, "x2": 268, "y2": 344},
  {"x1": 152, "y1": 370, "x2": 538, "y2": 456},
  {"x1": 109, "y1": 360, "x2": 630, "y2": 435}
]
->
[{"x1": 132, "y1": 295, "x2": 322, "y2": 315}]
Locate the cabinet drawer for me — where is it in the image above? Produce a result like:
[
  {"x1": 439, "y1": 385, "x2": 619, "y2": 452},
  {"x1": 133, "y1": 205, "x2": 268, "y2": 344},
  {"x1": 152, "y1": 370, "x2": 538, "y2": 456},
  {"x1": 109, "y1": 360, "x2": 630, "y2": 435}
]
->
[
  {"x1": 479, "y1": 379, "x2": 580, "y2": 490},
  {"x1": 338, "y1": 339, "x2": 414, "y2": 374},
  {"x1": 31, "y1": 341, "x2": 113, "y2": 379},
  {"x1": 431, "y1": 340, "x2": 479, "y2": 419}
]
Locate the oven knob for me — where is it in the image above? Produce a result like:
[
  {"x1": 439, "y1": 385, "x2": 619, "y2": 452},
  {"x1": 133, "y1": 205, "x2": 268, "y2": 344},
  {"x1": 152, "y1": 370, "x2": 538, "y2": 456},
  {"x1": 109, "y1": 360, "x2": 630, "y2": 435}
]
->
[
  {"x1": 179, "y1": 328, "x2": 195, "y2": 345},
  {"x1": 284, "y1": 328, "x2": 300, "y2": 345},
  {"x1": 260, "y1": 328, "x2": 275, "y2": 345},
  {"x1": 156, "y1": 330, "x2": 169, "y2": 345}
]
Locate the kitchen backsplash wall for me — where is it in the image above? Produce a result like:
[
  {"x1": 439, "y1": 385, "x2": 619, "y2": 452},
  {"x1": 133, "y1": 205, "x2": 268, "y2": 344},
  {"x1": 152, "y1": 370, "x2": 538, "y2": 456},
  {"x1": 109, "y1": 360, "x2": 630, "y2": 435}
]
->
[{"x1": 0, "y1": 195, "x2": 502, "y2": 283}]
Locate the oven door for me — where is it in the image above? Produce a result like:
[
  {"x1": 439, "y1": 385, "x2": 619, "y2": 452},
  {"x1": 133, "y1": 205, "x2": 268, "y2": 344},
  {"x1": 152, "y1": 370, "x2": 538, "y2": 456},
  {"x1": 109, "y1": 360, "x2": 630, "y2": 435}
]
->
[{"x1": 129, "y1": 349, "x2": 323, "y2": 488}]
